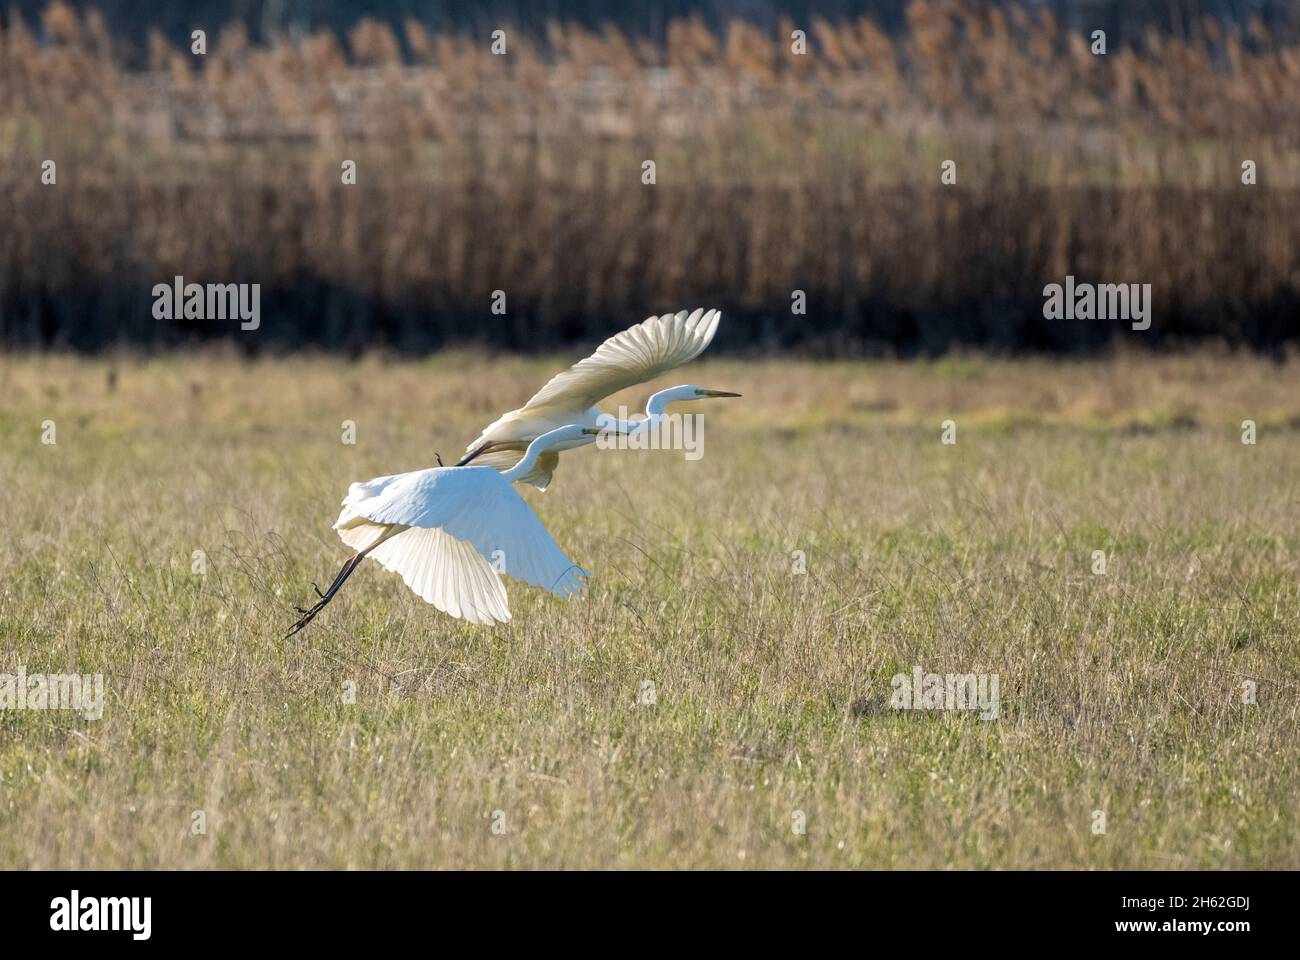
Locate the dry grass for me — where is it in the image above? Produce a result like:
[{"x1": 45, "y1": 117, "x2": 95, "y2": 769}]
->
[
  {"x1": 2, "y1": 2, "x2": 1299, "y2": 350},
  {"x1": 0, "y1": 351, "x2": 1297, "y2": 868}
]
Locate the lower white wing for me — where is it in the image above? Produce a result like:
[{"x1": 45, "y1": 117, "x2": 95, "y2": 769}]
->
[
  {"x1": 335, "y1": 469, "x2": 511, "y2": 624},
  {"x1": 367, "y1": 526, "x2": 510, "y2": 624},
  {"x1": 357, "y1": 467, "x2": 590, "y2": 599}
]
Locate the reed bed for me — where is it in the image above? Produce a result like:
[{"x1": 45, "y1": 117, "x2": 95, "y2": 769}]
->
[{"x1": 2, "y1": 1, "x2": 1298, "y2": 351}]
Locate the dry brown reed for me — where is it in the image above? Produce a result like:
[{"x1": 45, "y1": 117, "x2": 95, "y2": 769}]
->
[{"x1": 1, "y1": 1, "x2": 1297, "y2": 351}]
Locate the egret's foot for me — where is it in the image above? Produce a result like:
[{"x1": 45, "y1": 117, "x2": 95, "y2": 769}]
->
[
  {"x1": 284, "y1": 606, "x2": 322, "y2": 639},
  {"x1": 283, "y1": 550, "x2": 370, "y2": 639},
  {"x1": 292, "y1": 595, "x2": 326, "y2": 617}
]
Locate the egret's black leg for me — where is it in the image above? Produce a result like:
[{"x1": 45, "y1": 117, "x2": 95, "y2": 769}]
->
[
  {"x1": 285, "y1": 549, "x2": 370, "y2": 639},
  {"x1": 456, "y1": 441, "x2": 494, "y2": 466},
  {"x1": 306, "y1": 555, "x2": 354, "y2": 606}
]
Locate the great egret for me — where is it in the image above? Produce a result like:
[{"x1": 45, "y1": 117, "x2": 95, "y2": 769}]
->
[
  {"x1": 459, "y1": 307, "x2": 739, "y2": 488},
  {"x1": 285, "y1": 424, "x2": 610, "y2": 637}
]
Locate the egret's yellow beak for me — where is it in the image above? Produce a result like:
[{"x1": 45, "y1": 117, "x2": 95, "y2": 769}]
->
[{"x1": 699, "y1": 389, "x2": 742, "y2": 398}]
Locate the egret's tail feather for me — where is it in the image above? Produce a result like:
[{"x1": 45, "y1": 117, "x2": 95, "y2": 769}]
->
[{"x1": 471, "y1": 448, "x2": 557, "y2": 490}]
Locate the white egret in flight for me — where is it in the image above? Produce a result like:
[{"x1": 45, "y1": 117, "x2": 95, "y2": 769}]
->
[
  {"x1": 285, "y1": 423, "x2": 612, "y2": 637},
  {"x1": 459, "y1": 307, "x2": 739, "y2": 488}
]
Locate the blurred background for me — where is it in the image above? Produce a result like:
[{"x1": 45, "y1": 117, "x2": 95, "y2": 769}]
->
[{"x1": 1, "y1": 0, "x2": 1298, "y2": 355}]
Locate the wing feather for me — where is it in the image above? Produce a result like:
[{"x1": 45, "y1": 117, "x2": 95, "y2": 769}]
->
[
  {"x1": 343, "y1": 467, "x2": 589, "y2": 599},
  {"x1": 520, "y1": 308, "x2": 720, "y2": 412},
  {"x1": 367, "y1": 526, "x2": 511, "y2": 625}
]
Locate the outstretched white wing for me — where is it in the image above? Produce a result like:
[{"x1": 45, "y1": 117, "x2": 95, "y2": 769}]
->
[
  {"x1": 368, "y1": 527, "x2": 510, "y2": 624},
  {"x1": 343, "y1": 466, "x2": 589, "y2": 599},
  {"x1": 335, "y1": 473, "x2": 510, "y2": 624},
  {"x1": 520, "y1": 308, "x2": 720, "y2": 413}
]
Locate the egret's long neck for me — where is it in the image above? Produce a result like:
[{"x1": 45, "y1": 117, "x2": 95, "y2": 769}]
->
[
  {"x1": 500, "y1": 429, "x2": 564, "y2": 482},
  {"x1": 634, "y1": 387, "x2": 682, "y2": 432}
]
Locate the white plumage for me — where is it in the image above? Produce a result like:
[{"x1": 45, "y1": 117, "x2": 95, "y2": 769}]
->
[
  {"x1": 462, "y1": 308, "x2": 723, "y2": 488},
  {"x1": 334, "y1": 464, "x2": 588, "y2": 624},
  {"x1": 285, "y1": 424, "x2": 600, "y2": 636},
  {"x1": 367, "y1": 526, "x2": 509, "y2": 625}
]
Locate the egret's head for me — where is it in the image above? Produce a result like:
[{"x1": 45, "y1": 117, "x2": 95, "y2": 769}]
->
[
  {"x1": 657, "y1": 384, "x2": 742, "y2": 402},
  {"x1": 644, "y1": 384, "x2": 741, "y2": 417}
]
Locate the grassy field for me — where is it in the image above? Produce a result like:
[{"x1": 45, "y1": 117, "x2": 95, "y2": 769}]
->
[{"x1": 0, "y1": 350, "x2": 1298, "y2": 869}]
